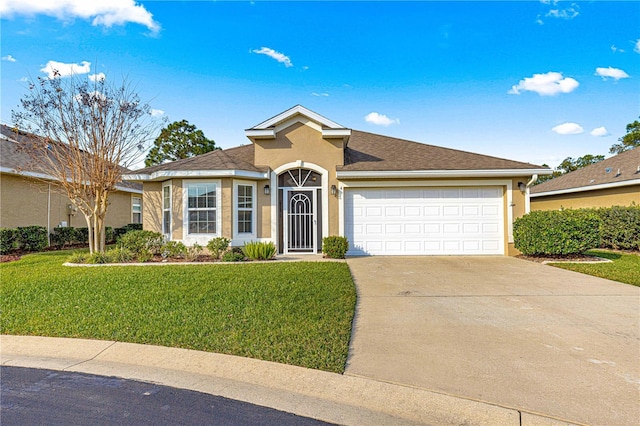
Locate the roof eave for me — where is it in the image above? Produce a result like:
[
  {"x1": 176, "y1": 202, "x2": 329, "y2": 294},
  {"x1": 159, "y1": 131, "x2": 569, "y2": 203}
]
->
[
  {"x1": 336, "y1": 169, "x2": 551, "y2": 179},
  {"x1": 123, "y1": 169, "x2": 270, "y2": 182},
  {"x1": 530, "y1": 178, "x2": 640, "y2": 198}
]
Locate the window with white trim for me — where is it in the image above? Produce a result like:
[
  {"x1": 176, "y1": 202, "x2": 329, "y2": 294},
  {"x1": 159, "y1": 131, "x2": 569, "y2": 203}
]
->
[
  {"x1": 187, "y1": 182, "x2": 217, "y2": 234},
  {"x1": 132, "y1": 197, "x2": 142, "y2": 224},
  {"x1": 162, "y1": 185, "x2": 171, "y2": 236},
  {"x1": 236, "y1": 184, "x2": 253, "y2": 234}
]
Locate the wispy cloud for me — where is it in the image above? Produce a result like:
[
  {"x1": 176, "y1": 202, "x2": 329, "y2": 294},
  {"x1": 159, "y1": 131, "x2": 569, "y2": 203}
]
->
[
  {"x1": 634, "y1": 39, "x2": 640, "y2": 54},
  {"x1": 595, "y1": 67, "x2": 629, "y2": 80},
  {"x1": 365, "y1": 112, "x2": 399, "y2": 126},
  {"x1": 552, "y1": 122, "x2": 583, "y2": 135},
  {"x1": 536, "y1": 1, "x2": 579, "y2": 25},
  {"x1": 311, "y1": 92, "x2": 329, "y2": 97},
  {"x1": 150, "y1": 109, "x2": 165, "y2": 117},
  {"x1": 88, "y1": 72, "x2": 106, "y2": 82},
  {"x1": 41, "y1": 60, "x2": 91, "y2": 79},
  {"x1": 252, "y1": 47, "x2": 293, "y2": 67},
  {"x1": 0, "y1": 0, "x2": 160, "y2": 33},
  {"x1": 590, "y1": 127, "x2": 609, "y2": 137},
  {"x1": 2, "y1": 54, "x2": 16, "y2": 62},
  {"x1": 610, "y1": 45, "x2": 624, "y2": 53},
  {"x1": 509, "y1": 71, "x2": 579, "y2": 96}
]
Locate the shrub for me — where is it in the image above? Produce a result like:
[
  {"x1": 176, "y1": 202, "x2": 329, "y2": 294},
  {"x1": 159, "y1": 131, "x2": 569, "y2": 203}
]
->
[
  {"x1": 161, "y1": 241, "x2": 187, "y2": 259},
  {"x1": 75, "y1": 227, "x2": 89, "y2": 244},
  {"x1": 242, "y1": 241, "x2": 276, "y2": 260},
  {"x1": 207, "y1": 237, "x2": 231, "y2": 259},
  {"x1": 186, "y1": 243, "x2": 204, "y2": 261},
  {"x1": 0, "y1": 228, "x2": 18, "y2": 254},
  {"x1": 15, "y1": 226, "x2": 48, "y2": 252},
  {"x1": 50, "y1": 227, "x2": 77, "y2": 248},
  {"x1": 105, "y1": 227, "x2": 115, "y2": 244},
  {"x1": 107, "y1": 246, "x2": 134, "y2": 263},
  {"x1": 67, "y1": 251, "x2": 89, "y2": 264},
  {"x1": 514, "y1": 210, "x2": 601, "y2": 255},
  {"x1": 595, "y1": 205, "x2": 640, "y2": 251},
  {"x1": 85, "y1": 251, "x2": 114, "y2": 264},
  {"x1": 221, "y1": 251, "x2": 245, "y2": 262},
  {"x1": 117, "y1": 230, "x2": 164, "y2": 256},
  {"x1": 322, "y1": 236, "x2": 349, "y2": 259}
]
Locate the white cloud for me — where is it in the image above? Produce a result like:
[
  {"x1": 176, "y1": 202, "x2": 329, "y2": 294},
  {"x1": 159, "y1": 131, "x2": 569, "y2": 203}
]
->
[
  {"x1": 150, "y1": 109, "x2": 165, "y2": 117},
  {"x1": 365, "y1": 112, "x2": 399, "y2": 126},
  {"x1": 595, "y1": 67, "x2": 629, "y2": 80},
  {"x1": 552, "y1": 122, "x2": 584, "y2": 135},
  {"x1": 41, "y1": 60, "x2": 91, "y2": 79},
  {"x1": 88, "y1": 72, "x2": 106, "y2": 82},
  {"x1": 590, "y1": 127, "x2": 609, "y2": 137},
  {"x1": 251, "y1": 47, "x2": 293, "y2": 67},
  {"x1": 546, "y1": 5, "x2": 579, "y2": 20},
  {"x1": 0, "y1": 0, "x2": 160, "y2": 33},
  {"x1": 311, "y1": 92, "x2": 329, "y2": 97},
  {"x1": 610, "y1": 45, "x2": 624, "y2": 53},
  {"x1": 635, "y1": 39, "x2": 640, "y2": 54},
  {"x1": 18, "y1": 76, "x2": 29, "y2": 82},
  {"x1": 509, "y1": 71, "x2": 579, "y2": 96},
  {"x1": 2, "y1": 54, "x2": 16, "y2": 62}
]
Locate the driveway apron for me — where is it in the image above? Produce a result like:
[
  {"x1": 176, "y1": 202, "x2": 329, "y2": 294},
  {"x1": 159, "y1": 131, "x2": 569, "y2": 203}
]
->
[{"x1": 345, "y1": 256, "x2": 640, "y2": 426}]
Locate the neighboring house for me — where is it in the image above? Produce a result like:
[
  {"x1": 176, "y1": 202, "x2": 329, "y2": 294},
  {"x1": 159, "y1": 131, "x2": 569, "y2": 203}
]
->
[
  {"x1": 124, "y1": 105, "x2": 549, "y2": 256},
  {"x1": 0, "y1": 125, "x2": 143, "y2": 233},
  {"x1": 530, "y1": 148, "x2": 640, "y2": 211}
]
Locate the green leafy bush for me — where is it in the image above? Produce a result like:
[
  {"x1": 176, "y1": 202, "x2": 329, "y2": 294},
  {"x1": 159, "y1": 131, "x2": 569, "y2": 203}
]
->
[
  {"x1": 0, "y1": 228, "x2": 18, "y2": 254},
  {"x1": 186, "y1": 243, "x2": 204, "y2": 261},
  {"x1": 15, "y1": 226, "x2": 48, "y2": 252},
  {"x1": 161, "y1": 241, "x2": 187, "y2": 259},
  {"x1": 322, "y1": 236, "x2": 349, "y2": 259},
  {"x1": 207, "y1": 237, "x2": 231, "y2": 259},
  {"x1": 242, "y1": 241, "x2": 276, "y2": 260},
  {"x1": 595, "y1": 205, "x2": 640, "y2": 250},
  {"x1": 117, "y1": 230, "x2": 164, "y2": 256},
  {"x1": 85, "y1": 251, "x2": 114, "y2": 264},
  {"x1": 107, "y1": 246, "x2": 134, "y2": 263},
  {"x1": 50, "y1": 227, "x2": 77, "y2": 248},
  {"x1": 222, "y1": 250, "x2": 245, "y2": 262},
  {"x1": 75, "y1": 227, "x2": 89, "y2": 244},
  {"x1": 67, "y1": 251, "x2": 89, "y2": 264},
  {"x1": 514, "y1": 210, "x2": 601, "y2": 255},
  {"x1": 105, "y1": 226, "x2": 115, "y2": 244}
]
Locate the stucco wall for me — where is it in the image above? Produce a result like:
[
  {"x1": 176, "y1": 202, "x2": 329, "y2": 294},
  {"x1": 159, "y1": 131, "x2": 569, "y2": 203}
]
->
[
  {"x1": 530, "y1": 185, "x2": 639, "y2": 211},
  {"x1": 0, "y1": 173, "x2": 139, "y2": 230}
]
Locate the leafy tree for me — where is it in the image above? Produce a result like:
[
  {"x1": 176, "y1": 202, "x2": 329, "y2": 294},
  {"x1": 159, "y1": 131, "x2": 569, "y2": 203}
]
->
[
  {"x1": 609, "y1": 117, "x2": 640, "y2": 154},
  {"x1": 145, "y1": 120, "x2": 218, "y2": 167},
  {"x1": 12, "y1": 70, "x2": 158, "y2": 254},
  {"x1": 535, "y1": 155, "x2": 604, "y2": 185}
]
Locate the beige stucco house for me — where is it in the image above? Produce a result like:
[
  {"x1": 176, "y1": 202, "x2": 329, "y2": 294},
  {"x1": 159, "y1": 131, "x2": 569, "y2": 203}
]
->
[
  {"x1": 124, "y1": 106, "x2": 550, "y2": 256},
  {"x1": 530, "y1": 148, "x2": 640, "y2": 211},
  {"x1": 0, "y1": 125, "x2": 143, "y2": 233}
]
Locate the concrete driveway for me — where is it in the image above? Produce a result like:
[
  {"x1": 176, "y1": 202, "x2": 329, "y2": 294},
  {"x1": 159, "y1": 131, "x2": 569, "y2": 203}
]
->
[{"x1": 345, "y1": 256, "x2": 640, "y2": 426}]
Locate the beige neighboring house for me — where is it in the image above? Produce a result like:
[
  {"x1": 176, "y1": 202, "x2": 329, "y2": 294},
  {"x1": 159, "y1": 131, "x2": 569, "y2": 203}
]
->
[
  {"x1": 0, "y1": 125, "x2": 143, "y2": 234},
  {"x1": 124, "y1": 105, "x2": 550, "y2": 256},
  {"x1": 530, "y1": 148, "x2": 640, "y2": 211}
]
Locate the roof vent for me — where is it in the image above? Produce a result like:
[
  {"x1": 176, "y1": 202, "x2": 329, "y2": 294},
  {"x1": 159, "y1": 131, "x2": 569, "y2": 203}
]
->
[
  {"x1": 636, "y1": 166, "x2": 640, "y2": 174},
  {"x1": 605, "y1": 167, "x2": 612, "y2": 173},
  {"x1": 589, "y1": 179, "x2": 595, "y2": 183},
  {"x1": 615, "y1": 168, "x2": 621, "y2": 177}
]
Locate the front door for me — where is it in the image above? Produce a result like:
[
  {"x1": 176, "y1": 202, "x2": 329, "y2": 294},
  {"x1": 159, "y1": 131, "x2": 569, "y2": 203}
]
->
[{"x1": 284, "y1": 189, "x2": 316, "y2": 253}]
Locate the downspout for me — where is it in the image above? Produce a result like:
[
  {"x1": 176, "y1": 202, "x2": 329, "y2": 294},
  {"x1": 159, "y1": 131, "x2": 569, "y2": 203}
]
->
[
  {"x1": 47, "y1": 183, "x2": 51, "y2": 246},
  {"x1": 524, "y1": 174, "x2": 538, "y2": 214}
]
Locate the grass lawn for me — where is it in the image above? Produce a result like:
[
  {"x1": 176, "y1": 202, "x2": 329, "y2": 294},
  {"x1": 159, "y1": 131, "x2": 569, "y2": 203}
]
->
[
  {"x1": 0, "y1": 250, "x2": 357, "y2": 373},
  {"x1": 549, "y1": 250, "x2": 640, "y2": 286}
]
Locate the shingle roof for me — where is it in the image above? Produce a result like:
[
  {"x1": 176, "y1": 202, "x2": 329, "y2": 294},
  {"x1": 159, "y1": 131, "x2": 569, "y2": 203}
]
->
[
  {"x1": 0, "y1": 124, "x2": 142, "y2": 192},
  {"x1": 130, "y1": 144, "x2": 265, "y2": 174},
  {"x1": 531, "y1": 148, "x2": 640, "y2": 194},
  {"x1": 339, "y1": 130, "x2": 546, "y2": 171}
]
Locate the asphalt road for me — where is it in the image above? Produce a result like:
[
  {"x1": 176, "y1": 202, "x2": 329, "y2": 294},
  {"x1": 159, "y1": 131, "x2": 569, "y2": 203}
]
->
[{"x1": 1, "y1": 366, "x2": 334, "y2": 425}]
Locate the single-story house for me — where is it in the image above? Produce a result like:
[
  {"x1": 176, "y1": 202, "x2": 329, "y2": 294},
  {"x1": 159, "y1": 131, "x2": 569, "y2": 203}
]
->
[
  {"x1": 124, "y1": 105, "x2": 550, "y2": 256},
  {"x1": 0, "y1": 125, "x2": 143, "y2": 232},
  {"x1": 530, "y1": 148, "x2": 640, "y2": 211}
]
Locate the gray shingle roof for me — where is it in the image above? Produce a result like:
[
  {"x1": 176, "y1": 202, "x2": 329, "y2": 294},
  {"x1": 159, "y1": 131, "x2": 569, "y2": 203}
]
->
[
  {"x1": 531, "y1": 148, "x2": 640, "y2": 194},
  {"x1": 0, "y1": 124, "x2": 142, "y2": 192},
  {"x1": 340, "y1": 130, "x2": 547, "y2": 171}
]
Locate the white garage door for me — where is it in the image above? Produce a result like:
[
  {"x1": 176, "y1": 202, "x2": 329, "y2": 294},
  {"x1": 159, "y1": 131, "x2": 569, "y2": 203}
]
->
[{"x1": 344, "y1": 187, "x2": 505, "y2": 255}]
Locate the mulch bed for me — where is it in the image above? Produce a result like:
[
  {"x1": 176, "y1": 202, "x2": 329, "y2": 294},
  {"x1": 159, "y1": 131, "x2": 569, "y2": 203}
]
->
[
  {"x1": 517, "y1": 253, "x2": 608, "y2": 263},
  {"x1": 0, "y1": 254, "x2": 22, "y2": 263}
]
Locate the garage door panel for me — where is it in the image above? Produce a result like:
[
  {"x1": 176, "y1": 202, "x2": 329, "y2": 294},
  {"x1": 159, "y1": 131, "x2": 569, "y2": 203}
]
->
[{"x1": 345, "y1": 186, "x2": 505, "y2": 255}]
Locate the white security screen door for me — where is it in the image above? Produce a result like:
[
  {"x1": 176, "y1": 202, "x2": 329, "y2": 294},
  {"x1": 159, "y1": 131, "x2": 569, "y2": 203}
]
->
[{"x1": 285, "y1": 189, "x2": 316, "y2": 253}]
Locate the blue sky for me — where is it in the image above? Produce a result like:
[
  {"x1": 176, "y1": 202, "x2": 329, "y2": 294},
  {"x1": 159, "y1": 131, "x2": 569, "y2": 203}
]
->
[{"x1": 1, "y1": 0, "x2": 639, "y2": 170}]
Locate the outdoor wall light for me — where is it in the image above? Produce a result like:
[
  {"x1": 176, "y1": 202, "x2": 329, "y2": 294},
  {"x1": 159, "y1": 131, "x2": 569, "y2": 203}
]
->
[
  {"x1": 331, "y1": 184, "x2": 337, "y2": 196},
  {"x1": 264, "y1": 184, "x2": 270, "y2": 195},
  {"x1": 517, "y1": 182, "x2": 526, "y2": 192}
]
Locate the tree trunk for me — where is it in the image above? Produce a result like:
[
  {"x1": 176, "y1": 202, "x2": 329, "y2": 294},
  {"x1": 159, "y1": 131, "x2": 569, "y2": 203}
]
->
[{"x1": 84, "y1": 214, "x2": 95, "y2": 254}]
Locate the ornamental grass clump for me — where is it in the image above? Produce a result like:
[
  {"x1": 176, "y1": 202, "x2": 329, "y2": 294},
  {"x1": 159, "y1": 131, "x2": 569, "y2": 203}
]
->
[{"x1": 242, "y1": 241, "x2": 276, "y2": 260}]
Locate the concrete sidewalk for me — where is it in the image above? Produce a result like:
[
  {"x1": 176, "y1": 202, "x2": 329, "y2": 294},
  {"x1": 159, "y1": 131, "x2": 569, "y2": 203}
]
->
[{"x1": 1, "y1": 335, "x2": 576, "y2": 425}]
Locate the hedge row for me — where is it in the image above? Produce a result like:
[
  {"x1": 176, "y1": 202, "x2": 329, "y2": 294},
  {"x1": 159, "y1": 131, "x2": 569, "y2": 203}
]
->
[
  {"x1": 0, "y1": 223, "x2": 143, "y2": 254},
  {"x1": 514, "y1": 205, "x2": 640, "y2": 255}
]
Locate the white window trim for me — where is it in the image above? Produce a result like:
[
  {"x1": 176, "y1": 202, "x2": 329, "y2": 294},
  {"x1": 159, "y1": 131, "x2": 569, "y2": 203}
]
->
[
  {"x1": 132, "y1": 196, "x2": 142, "y2": 224},
  {"x1": 233, "y1": 180, "x2": 257, "y2": 245},
  {"x1": 182, "y1": 179, "x2": 222, "y2": 246},
  {"x1": 162, "y1": 182, "x2": 172, "y2": 239}
]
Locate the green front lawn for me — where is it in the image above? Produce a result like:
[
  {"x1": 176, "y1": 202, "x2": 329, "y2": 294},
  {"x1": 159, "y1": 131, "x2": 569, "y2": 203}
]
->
[
  {"x1": 0, "y1": 251, "x2": 357, "y2": 373},
  {"x1": 549, "y1": 250, "x2": 640, "y2": 286}
]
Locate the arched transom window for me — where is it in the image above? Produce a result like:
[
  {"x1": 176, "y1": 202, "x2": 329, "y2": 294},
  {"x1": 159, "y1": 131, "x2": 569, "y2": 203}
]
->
[{"x1": 278, "y1": 168, "x2": 322, "y2": 188}]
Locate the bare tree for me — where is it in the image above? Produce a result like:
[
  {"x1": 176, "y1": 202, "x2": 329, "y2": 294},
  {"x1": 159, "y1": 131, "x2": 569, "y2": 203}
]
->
[{"x1": 12, "y1": 70, "x2": 158, "y2": 253}]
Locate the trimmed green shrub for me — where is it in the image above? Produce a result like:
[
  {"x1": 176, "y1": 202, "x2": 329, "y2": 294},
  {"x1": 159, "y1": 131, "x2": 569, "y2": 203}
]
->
[
  {"x1": 595, "y1": 205, "x2": 640, "y2": 251},
  {"x1": 186, "y1": 243, "x2": 204, "y2": 261},
  {"x1": 161, "y1": 241, "x2": 187, "y2": 259},
  {"x1": 107, "y1": 246, "x2": 134, "y2": 263},
  {"x1": 242, "y1": 241, "x2": 276, "y2": 260},
  {"x1": 207, "y1": 237, "x2": 231, "y2": 259},
  {"x1": 67, "y1": 251, "x2": 89, "y2": 264},
  {"x1": 0, "y1": 228, "x2": 18, "y2": 254},
  {"x1": 75, "y1": 227, "x2": 89, "y2": 244},
  {"x1": 15, "y1": 226, "x2": 48, "y2": 252},
  {"x1": 50, "y1": 227, "x2": 77, "y2": 248},
  {"x1": 117, "y1": 230, "x2": 164, "y2": 257},
  {"x1": 322, "y1": 236, "x2": 349, "y2": 259},
  {"x1": 221, "y1": 250, "x2": 245, "y2": 262},
  {"x1": 514, "y1": 210, "x2": 601, "y2": 255},
  {"x1": 105, "y1": 226, "x2": 115, "y2": 244}
]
